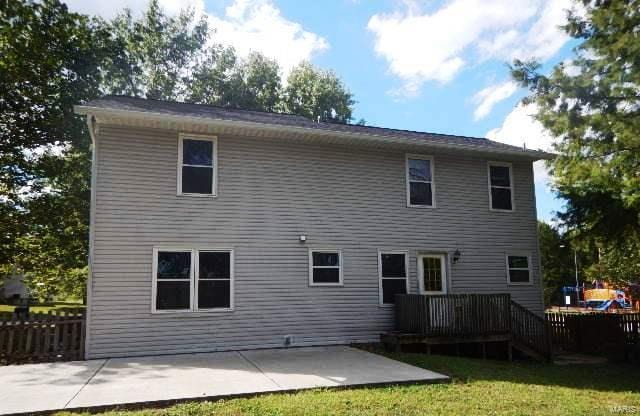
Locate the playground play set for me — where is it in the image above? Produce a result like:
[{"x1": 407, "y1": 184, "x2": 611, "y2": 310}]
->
[{"x1": 560, "y1": 282, "x2": 639, "y2": 313}]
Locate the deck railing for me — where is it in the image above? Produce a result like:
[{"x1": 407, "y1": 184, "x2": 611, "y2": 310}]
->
[
  {"x1": 395, "y1": 293, "x2": 552, "y2": 360},
  {"x1": 510, "y1": 300, "x2": 552, "y2": 360},
  {"x1": 395, "y1": 294, "x2": 511, "y2": 338}
]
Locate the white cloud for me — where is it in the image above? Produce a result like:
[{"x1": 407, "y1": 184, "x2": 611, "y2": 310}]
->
[
  {"x1": 368, "y1": 0, "x2": 572, "y2": 96},
  {"x1": 479, "y1": 0, "x2": 572, "y2": 62},
  {"x1": 486, "y1": 103, "x2": 555, "y2": 184},
  {"x1": 472, "y1": 81, "x2": 518, "y2": 120},
  {"x1": 64, "y1": 0, "x2": 327, "y2": 74},
  {"x1": 209, "y1": 0, "x2": 329, "y2": 74}
]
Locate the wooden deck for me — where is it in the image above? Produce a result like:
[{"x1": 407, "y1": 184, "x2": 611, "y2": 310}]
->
[{"x1": 383, "y1": 294, "x2": 551, "y2": 361}]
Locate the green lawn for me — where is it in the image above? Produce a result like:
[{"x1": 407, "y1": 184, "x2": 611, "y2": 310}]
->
[
  {"x1": 0, "y1": 301, "x2": 84, "y2": 313},
  {"x1": 54, "y1": 351, "x2": 640, "y2": 416}
]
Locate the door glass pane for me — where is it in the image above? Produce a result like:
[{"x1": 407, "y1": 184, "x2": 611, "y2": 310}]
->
[
  {"x1": 182, "y1": 166, "x2": 213, "y2": 194},
  {"x1": 157, "y1": 252, "x2": 191, "y2": 279},
  {"x1": 183, "y1": 139, "x2": 213, "y2": 166},
  {"x1": 199, "y1": 252, "x2": 230, "y2": 279},
  {"x1": 382, "y1": 279, "x2": 407, "y2": 304},
  {"x1": 381, "y1": 254, "x2": 406, "y2": 278},
  {"x1": 423, "y1": 257, "x2": 443, "y2": 292},
  {"x1": 156, "y1": 281, "x2": 190, "y2": 309},
  {"x1": 198, "y1": 280, "x2": 231, "y2": 308}
]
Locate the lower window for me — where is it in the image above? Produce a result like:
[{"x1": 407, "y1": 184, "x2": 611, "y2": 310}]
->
[
  {"x1": 309, "y1": 250, "x2": 343, "y2": 286},
  {"x1": 153, "y1": 248, "x2": 234, "y2": 312},
  {"x1": 506, "y1": 255, "x2": 531, "y2": 284},
  {"x1": 379, "y1": 251, "x2": 408, "y2": 305}
]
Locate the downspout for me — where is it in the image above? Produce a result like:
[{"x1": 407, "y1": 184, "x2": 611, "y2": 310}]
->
[{"x1": 84, "y1": 115, "x2": 98, "y2": 360}]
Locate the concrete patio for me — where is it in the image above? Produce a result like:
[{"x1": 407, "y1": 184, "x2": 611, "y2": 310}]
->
[{"x1": 0, "y1": 346, "x2": 448, "y2": 415}]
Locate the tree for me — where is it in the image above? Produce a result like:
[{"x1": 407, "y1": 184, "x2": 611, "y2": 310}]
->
[
  {"x1": 104, "y1": 1, "x2": 208, "y2": 100},
  {"x1": 0, "y1": 0, "x2": 110, "y2": 198},
  {"x1": 1, "y1": 0, "x2": 358, "y2": 300},
  {"x1": 283, "y1": 62, "x2": 355, "y2": 122},
  {"x1": 233, "y1": 53, "x2": 282, "y2": 112},
  {"x1": 583, "y1": 237, "x2": 640, "y2": 286},
  {"x1": 0, "y1": 0, "x2": 112, "y2": 300},
  {"x1": 190, "y1": 50, "x2": 282, "y2": 111},
  {"x1": 538, "y1": 221, "x2": 575, "y2": 305},
  {"x1": 511, "y1": 0, "x2": 640, "y2": 244},
  {"x1": 16, "y1": 152, "x2": 91, "y2": 300}
]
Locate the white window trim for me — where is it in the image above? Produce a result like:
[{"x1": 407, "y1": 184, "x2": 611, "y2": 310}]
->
[
  {"x1": 177, "y1": 133, "x2": 218, "y2": 197},
  {"x1": 506, "y1": 254, "x2": 533, "y2": 286},
  {"x1": 151, "y1": 247, "x2": 234, "y2": 314},
  {"x1": 418, "y1": 253, "x2": 447, "y2": 295},
  {"x1": 406, "y1": 154, "x2": 435, "y2": 208},
  {"x1": 308, "y1": 248, "x2": 343, "y2": 287},
  {"x1": 487, "y1": 161, "x2": 515, "y2": 212},
  {"x1": 378, "y1": 250, "x2": 409, "y2": 306}
]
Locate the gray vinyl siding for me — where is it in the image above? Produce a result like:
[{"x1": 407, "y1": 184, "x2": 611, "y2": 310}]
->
[{"x1": 89, "y1": 125, "x2": 543, "y2": 358}]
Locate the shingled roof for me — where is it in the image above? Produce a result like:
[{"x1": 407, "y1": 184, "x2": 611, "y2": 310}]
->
[{"x1": 76, "y1": 95, "x2": 552, "y2": 160}]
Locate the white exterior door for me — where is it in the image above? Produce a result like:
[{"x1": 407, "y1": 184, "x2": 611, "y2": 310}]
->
[{"x1": 418, "y1": 254, "x2": 447, "y2": 295}]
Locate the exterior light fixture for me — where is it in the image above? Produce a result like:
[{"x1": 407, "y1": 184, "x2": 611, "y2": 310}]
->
[{"x1": 452, "y1": 249, "x2": 461, "y2": 264}]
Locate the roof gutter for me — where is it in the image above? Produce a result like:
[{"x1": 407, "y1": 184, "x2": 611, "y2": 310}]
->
[{"x1": 74, "y1": 105, "x2": 554, "y2": 160}]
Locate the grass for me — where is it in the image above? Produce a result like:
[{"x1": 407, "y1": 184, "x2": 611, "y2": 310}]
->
[
  {"x1": 0, "y1": 301, "x2": 84, "y2": 313},
  {"x1": 53, "y1": 351, "x2": 640, "y2": 416}
]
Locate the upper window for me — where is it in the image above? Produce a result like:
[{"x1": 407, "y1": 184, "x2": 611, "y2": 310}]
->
[
  {"x1": 406, "y1": 155, "x2": 434, "y2": 207},
  {"x1": 153, "y1": 248, "x2": 233, "y2": 312},
  {"x1": 378, "y1": 251, "x2": 408, "y2": 305},
  {"x1": 178, "y1": 135, "x2": 217, "y2": 196},
  {"x1": 506, "y1": 255, "x2": 531, "y2": 285},
  {"x1": 488, "y1": 162, "x2": 514, "y2": 211},
  {"x1": 309, "y1": 250, "x2": 342, "y2": 286}
]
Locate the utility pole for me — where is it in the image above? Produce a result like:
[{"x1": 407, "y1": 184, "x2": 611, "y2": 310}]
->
[{"x1": 560, "y1": 244, "x2": 580, "y2": 304}]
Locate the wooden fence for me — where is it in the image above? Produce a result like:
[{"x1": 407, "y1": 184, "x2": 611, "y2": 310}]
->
[
  {"x1": 545, "y1": 312, "x2": 640, "y2": 356},
  {"x1": 0, "y1": 309, "x2": 85, "y2": 365}
]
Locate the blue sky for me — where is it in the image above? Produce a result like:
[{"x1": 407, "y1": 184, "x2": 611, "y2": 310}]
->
[{"x1": 68, "y1": 0, "x2": 580, "y2": 221}]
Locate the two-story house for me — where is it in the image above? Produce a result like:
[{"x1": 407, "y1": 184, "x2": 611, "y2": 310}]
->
[{"x1": 75, "y1": 96, "x2": 550, "y2": 359}]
